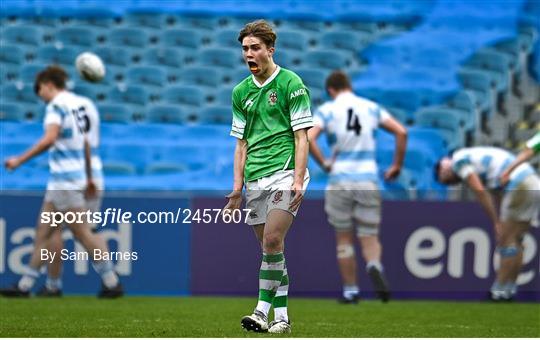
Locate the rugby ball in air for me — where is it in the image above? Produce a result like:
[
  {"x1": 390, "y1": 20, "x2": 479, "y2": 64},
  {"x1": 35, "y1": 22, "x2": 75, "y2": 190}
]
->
[{"x1": 75, "y1": 52, "x2": 106, "y2": 82}]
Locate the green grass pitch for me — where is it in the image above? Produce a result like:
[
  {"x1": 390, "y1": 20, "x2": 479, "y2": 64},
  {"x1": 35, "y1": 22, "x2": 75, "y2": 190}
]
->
[{"x1": 1, "y1": 296, "x2": 539, "y2": 337}]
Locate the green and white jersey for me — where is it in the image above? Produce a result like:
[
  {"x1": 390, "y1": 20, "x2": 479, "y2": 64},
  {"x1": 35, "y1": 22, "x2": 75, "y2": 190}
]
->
[
  {"x1": 526, "y1": 132, "x2": 540, "y2": 154},
  {"x1": 230, "y1": 66, "x2": 313, "y2": 182}
]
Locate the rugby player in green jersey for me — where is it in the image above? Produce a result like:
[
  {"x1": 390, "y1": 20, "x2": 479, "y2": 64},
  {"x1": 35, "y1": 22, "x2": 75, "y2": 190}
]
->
[{"x1": 223, "y1": 20, "x2": 313, "y2": 334}]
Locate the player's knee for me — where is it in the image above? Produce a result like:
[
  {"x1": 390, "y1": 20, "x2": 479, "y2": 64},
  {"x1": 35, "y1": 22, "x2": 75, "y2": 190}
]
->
[
  {"x1": 336, "y1": 244, "x2": 354, "y2": 259},
  {"x1": 263, "y1": 233, "x2": 283, "y2": 252}
]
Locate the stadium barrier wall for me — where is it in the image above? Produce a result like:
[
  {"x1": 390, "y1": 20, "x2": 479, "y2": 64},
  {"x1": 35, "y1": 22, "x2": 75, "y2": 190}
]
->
[{"x1": 1, "y1": 193, "x2": 538, "y2": 301}]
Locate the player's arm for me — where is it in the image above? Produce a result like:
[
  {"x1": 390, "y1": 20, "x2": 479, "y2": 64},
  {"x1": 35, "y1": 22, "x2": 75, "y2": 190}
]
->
[
  {"x1": 84, "y1": 137, "x2": 97, "y2": 199},
  {"x1": 224, "y1": 138, "x2": 247, "y2": 212},
  {"x1": 465, "y1": 172, "x2": 501, "y2": 238},
  {"x1": 290, "y1": 128, "x2": 309, "y2": 211},
  {"x1": 500, "y1": 147, "x2": 535, "y2": 186},
  {"x1": 5, "y1": 124, "x2": 60, "y2": 170},
  {"x1": 308, "y1": 126, "x2": 331, "y2": 172},
  {"x1": 380, "y1": 116, "x2": 407, "y2": 180}
]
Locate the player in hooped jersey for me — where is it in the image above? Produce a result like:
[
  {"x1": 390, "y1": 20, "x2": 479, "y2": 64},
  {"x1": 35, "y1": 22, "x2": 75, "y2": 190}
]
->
[
  {"x1": 223, "y1": 20, "x2": 312, "y2": 334},
  {"x1": 1, "y1": 66, "x2": 122, "y2": 298},
  {"x1": 435, "y1": 146, "x2": 540, "y2": 301},
  {"x1": 38, "y1": 87, "x2": 110, "y2": 297},
  {"x1": 308, "y1": 71, "x2": 408, "y2": 303}
]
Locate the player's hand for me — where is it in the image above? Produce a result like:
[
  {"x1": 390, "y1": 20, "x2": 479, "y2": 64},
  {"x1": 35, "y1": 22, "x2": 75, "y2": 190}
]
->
[
  {"x1": 322, "y1": 159, "x2": 333, "y2": 173},
  {"x1": 499, "y1": 170, "x2": 510, "y2": 187},
  {"x1": 5, "y1": 156, "x2": 21, "y2": 171},
  {"x1": 85, "y1": 180, "x2": 97, "y2": 199},
  {"x1": 289, "y1": 182, "x2": 304, "y2": 212},
  {"x1": 384, "y1": 164, "x2": 401, "y2": 181},
  {"x1": 223, "y1": 190, "x2": 242, "y2": 216}
]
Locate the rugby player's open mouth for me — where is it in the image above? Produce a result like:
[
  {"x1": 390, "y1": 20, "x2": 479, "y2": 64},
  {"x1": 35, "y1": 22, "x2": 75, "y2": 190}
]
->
[{"x1": 247, "y1": 61, "x2": 259, "y2": 73}]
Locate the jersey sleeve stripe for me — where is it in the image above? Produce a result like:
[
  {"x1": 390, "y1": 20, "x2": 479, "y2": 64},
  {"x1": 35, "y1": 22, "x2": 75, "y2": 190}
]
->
[{"x1": 292, "y1": 121, "x2": 314, "y2": 131}]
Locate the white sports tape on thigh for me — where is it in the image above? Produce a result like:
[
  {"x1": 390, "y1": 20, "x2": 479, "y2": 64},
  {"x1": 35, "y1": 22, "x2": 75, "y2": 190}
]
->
[{"x1": 337, "y1": 244, "x2": 355, "y2": 259}]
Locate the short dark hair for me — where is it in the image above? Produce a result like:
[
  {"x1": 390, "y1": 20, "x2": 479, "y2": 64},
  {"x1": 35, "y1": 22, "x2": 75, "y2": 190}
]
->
[
  {"x1": 238, "y1": 20, "x2": 277, "y2": 48},
  {"x1": 34, "y1": 65, "x2": 68, "y2": 94},
  {"x1": 325, "y1": 70, "x2": 352, "y2": 92}
]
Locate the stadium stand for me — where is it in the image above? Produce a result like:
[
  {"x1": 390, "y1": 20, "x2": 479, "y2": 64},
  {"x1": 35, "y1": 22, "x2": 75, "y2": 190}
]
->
[{"x1": 0, "y1": 0, "x2": 538, "y2": 197}]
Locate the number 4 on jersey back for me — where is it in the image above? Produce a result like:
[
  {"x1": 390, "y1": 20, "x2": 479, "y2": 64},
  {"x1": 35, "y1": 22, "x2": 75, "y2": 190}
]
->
[{"x1": 346, "y1": 108, "x2": 362, "y2": 135}]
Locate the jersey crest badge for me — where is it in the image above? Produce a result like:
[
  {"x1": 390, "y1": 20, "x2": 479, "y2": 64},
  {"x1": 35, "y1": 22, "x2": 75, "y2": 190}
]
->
[
  {"x1": 272, "y1": 190, "x2": 283, "y2": 204},
  {"x1": 268, "y1": 91, "x2": 278, "y2": 106}
]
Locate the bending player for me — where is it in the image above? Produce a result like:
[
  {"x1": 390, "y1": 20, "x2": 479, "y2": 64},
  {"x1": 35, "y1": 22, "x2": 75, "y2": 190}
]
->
[{"x1": 435, "y1": 146, "x2": 539, "y2": 301}]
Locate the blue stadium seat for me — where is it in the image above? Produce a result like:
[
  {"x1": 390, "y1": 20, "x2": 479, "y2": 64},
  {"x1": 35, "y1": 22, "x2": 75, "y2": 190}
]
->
[
  {"x1": 199, "y1": 47, "x2": 239, "y2": 69},
  {"x1": 0, "y1": 102, "x2": 25, "y2": 121},
  {"x1": 334, "y1": 21, "x2": 380, "y2": 36},
  {"x1": 215, "y1": 29, "x2": 240, "y2": 48},
  {"x1": 320, "y1": 30, "x2": 371, "y2": 52},
  {"x1": 73, "y1": 83, "x2": 109, "y2": 102},
  {"x1": 230, "y1": 68, "x2": 250, "y2": 84},
  {"x1": 0, "y1": 62, "x2": 20, "y2": 83},
  {"x1": 175, "y1": 15, "x2": 221, "y2": 30},
  {"x1": 276, "y1": 29, "x2": 309, "y2": 51},
  {"x1": 102, "y1": 161, "x2": 137, "y2": 176},
  {"x1": 462, "y1": 50, "x2": 513, "y2": 93},
  {"x1": 56, "y1": 26, "x2": 98, "y2": 47},
  {"x1": 144, "y1": 162, "x2": 187, "y2": 175},
  {"x1": 126, "y1": 66, "x2": 167, "y2": 87},
  {"x1": 3, "y1": 25, "x2": 43, "y2": 46},
  {"x1": 108, "y1": 85, "x2": 150, "y2": 106},
  {"x1": 146, "y1": 104, "x2": 188, "y2": 124},
  {"x1": 457, "y1": 69, "x2": 494, "y2": 115},
  {"x1": 294, "y1": 68, "x2": 328, "y2": 90},
  {"x1": 95, "y1": 47, "x2": 133, "y2": 67},
  {"x1": 161, "y1": 28, "x2": 203, "y2": 49},
  {"x1": 143, "y1": 47, "x2": 185, "y2": 68},
  {"x1": 124, "y1": 11, "x2": 168, "y2": 29},
  {"x1": 414, "y1": 108, "x2": 465, "y2": 151},
  {"x1": 108, "y1": 27, "x2": 149, "y2": 48},
  {"x1": 97, "y1": 103, "x2": 133, "y2": 123},
  {"x1": 163, "y1": 85, "x2": 204, "y2": 106},
  {"x1": 197, "y1": 105, "x2": 231, "y2": 124},
  {"x1": 20, "y1": 64, "x2": 50, "y2": 84},
  {"x1": 217, "y1": 86, "x2": 234, "y2": 106},
  {"x1": 304, "y1": 49, "x2": 350, "y2": 69},
  {"x1": 273, "y1": 49, "x2": 299, "y2": 69},
  {"x1": 179, "y1": 66, "x2": 224, "y2": 88},
  {"x1": 2, "y1": 83, "x2": 39, "y2": 104},
  {"x1": 37, "y1": 45, "x2": 81, "y2": 66},
  {"x1": 0, "y1": 44, "x2": 24, "y2": 64}
]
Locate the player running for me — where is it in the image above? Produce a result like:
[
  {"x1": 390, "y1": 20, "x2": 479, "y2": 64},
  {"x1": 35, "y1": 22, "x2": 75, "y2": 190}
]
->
[
  {"x1": 308, "y1": 71, "x2": 407, "y2": 303},
  {"x1": 1, "y1": 66, "x2": 122, "y2": 298},
  {"x1": 223, "y1": 20, "x2": 312, "y2": 334},
  {"x1": 435, "y1": 146, "x2": 540, "y2": 301}
]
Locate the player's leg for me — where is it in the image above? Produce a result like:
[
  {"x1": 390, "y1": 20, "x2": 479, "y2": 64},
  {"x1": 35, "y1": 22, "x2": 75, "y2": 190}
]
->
[
  {"x1": 0, "y1": 200, "x2": 56, "y2": 297},
  {"x1": 241, "y1": 184, "x2": 271, "y2": 332},
  {"x1": 354, "y1": 181, "x2": 389, "y2": 302},
  {"x1": 335, "y1": 230, "x2": 359, "y2": 303},
  {"x1": 56, "y1": 190, "x2": 121, "y2": 297},
  {"x1": 492, "y1": 175, "x2": 540, "y2": 300},
  {"x1": 64, "y1": 208, "x2": 121, "y2": 297},
  {"x1": 37, "y1": 227, "x2": 64, "y2": 297},
  {"x1": 504, "y1": 221, "x2": 529, "y2": 297},
  {"x1": 325, "y1": 184, "x2": 359, "y2": 303}
]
